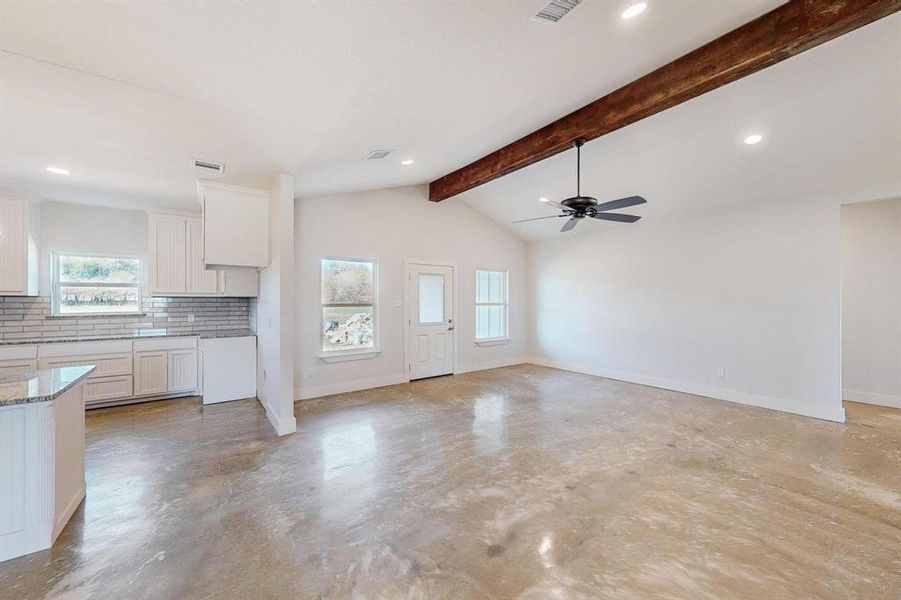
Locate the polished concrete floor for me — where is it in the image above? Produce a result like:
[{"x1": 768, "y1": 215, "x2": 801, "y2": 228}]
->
[{"x1": 1, "y1": 365, "x2": 899, "y2": 599}]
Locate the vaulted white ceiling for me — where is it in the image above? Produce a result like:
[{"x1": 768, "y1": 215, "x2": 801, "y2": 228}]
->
[
  {"x1": 0, "y1": 1, "x2": 780, "y2": 210},
  {"x1": 459, "y1": 13, "x2": 901, "y2": 240}
]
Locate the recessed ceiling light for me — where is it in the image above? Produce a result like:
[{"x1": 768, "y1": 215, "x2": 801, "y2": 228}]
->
[
  {"x1": 401, "y1": 159, "x2": 415, "y2": 166},
  {"x1": 539, "y1": 197, "x2": 550, "y2": 203},
  {"x1": 46, "y1": 166, "x2": 70, "y2": 175},
  {"x1": 621, "y1": 2, "x2": 647, "y2": 19},
  {"x1": 744, "y1": 134, "x2": 763, "y2": 145}
]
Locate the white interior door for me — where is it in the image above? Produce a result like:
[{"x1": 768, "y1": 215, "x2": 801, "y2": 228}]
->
[{"x1": 409, "y1": 264, "x2": 454, "y2": 380}]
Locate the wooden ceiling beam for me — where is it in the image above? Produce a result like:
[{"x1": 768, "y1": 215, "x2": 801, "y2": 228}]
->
[{"x1": 429, "y1": 0, "x2": 900, "y2": 202}]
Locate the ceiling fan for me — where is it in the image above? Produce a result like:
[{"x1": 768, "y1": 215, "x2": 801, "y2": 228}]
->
[{"x1": 513, "y1": 138, "x2": 647, "y2": 233}]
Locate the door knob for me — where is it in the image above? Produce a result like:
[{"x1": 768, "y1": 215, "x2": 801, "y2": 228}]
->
[{"x1": 447, "y1": 326, "x2": 454, "y2": 331}]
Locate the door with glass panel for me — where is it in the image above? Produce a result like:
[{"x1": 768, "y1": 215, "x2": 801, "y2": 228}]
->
[{"x1": 409, "y1": 264, "x2": 454, "y2": 380}]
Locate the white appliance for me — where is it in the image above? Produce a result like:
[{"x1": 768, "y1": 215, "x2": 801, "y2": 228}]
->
[{"x1": 200, "y1": 336, "x2": 257, "y2": 404}]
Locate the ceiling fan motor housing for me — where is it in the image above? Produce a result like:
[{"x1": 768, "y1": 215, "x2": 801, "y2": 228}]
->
[{"x1": 561, "y1": 195, "x2": 598, "y2": 212}]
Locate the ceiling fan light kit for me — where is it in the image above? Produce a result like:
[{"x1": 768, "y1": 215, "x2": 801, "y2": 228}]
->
[{"x1": 513, "y1": 138, "x2": 646, "y2": 232}]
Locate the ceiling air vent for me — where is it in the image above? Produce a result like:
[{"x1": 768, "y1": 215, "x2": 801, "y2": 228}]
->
[
  {"x1": 194, "y1": 159, "x2": 225, "y2": 174},
  {"x1": 530, "y1": 0, "x2": 582, "y2": 24},
  {"x1": 364, "y1": 150, "x2": 393, "y2": 160}
]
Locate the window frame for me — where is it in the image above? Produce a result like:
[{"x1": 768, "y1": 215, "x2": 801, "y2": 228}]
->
[
  {"x1": 475, "y1": 268, "x2": 509, "y2": 343},
  {"x1": 319, "y1": 256, "x2": 379, "y2": 355},
  {"x1": 50, "y1": 251, "x2": 143, "y2": 317}
]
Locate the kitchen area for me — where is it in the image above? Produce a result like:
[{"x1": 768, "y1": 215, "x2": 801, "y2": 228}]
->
[{"x1": 0, "y1": 180, "x2": 270, "y2": 562}]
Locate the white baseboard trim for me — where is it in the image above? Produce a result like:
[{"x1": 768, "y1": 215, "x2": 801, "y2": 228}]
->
[
  {"x1": 260, "y1": 398, "x2": 297, "y2": 436},
  {"x1": 294, "y1": 359, "x2": 530, "y2": 402},
  {"x1": 295, "y1": 374, "x2": 408, "y2": 401},
  {"x1": 455, "y1": 357, "x2": 529, "y2": 375},
  {"x1": 843, "y1": 389, "x2": 901, "y2": 409},
  {"x1": 53, "y1": 486, "x2": 85, "y2": 543},
  {"x1": 527, "y1": 357, "x2": 845, "y2": 423}
]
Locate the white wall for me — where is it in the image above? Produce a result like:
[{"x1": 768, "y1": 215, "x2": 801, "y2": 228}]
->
[
  {"x1": 841, "y1": 198, "x2": 901, "y2": 408},
  {"x1": 295, "y1": 185, "x2": 528, "y2": 399},
  {"x1": 528, "y1": 196, "x2": 845, "y2": 422},
  {"x1": 39, "y1": 201, "x2": 148, "y2": 295},
  {"x1": 257, "y1": 174, "x2": 297, "y2": 435}
]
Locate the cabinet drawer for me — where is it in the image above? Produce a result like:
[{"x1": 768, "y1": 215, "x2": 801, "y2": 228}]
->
[
  {"x1": 84, "y1": 376, "x2": 133, "y2": 405},
  {"x1": 0, "y1": 345, "x2": 38, "y2": 361},
  {"x1": 39, "y1": 340, "x2": 133, "y2": 358},
  {"x1": 0, "y1": 359, "x2": 37, "y2": 375},
  {"x1": 134, "y1": 337, "x2": 197, "y2": 352},
  {"x1": 39, "y1": 353, "x2": 133, "y2": 378}
]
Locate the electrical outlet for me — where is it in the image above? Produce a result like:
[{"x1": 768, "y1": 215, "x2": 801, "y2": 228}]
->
[
  {"x1": 268, "y1": 318, "x2": 272, "y2": 329},
  {"x1": 307, "y1": 367, "x2": 315, "y2": 378},
  {"x1": 716, "y1": 368, "x2": 726, "y2": 378},
  {"x1": 187, "y1": 314, "x2": 195, "y2": 323}
]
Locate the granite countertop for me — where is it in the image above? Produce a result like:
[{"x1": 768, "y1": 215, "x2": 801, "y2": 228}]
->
[
  {"x1": 0, "y1": 365, "x2": 96, "y2": 407},
  {"x1": 0, "y1": 329, "x2": 256, "y2": 347}
]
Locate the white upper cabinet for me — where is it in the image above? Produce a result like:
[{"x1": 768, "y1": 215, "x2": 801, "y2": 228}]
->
[
  {"x1": 186, "y1": 217, "x2": 218, "y2": 295},
  {"x1": 0, "y1": 193, "x2": 39, "y2": 296},
  {"x1": 197, "y1": 181, "x2": 269, "y2": 269},
  {"x1": 148, "y1": 210, "x2": 257, "y2": 297},
  {"x1": 149, "y1": 212, "x2": 188, "y2": 295},
  {"x1": 219, "y1": 269, "x2": 258, "y2": 297}
]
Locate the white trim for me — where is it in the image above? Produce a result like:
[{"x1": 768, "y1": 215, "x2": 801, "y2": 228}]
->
[
  {"x1": 843, "y1": 389, "x2": 901, "y2": 409},
  {"x1": 475, "y1": 338, "x2": 510, "y2": 347},
  {"x1": 455, "y1": 357, "x2": 527, "y2": 374},
  {"x1": 527, "y1": 357, "x2": 846, "y2": 423},
  {"x1": 52, "y1": 485, "x2": 85, "y2": 542},
  {"x1": 317, "y1": 347, "x2": 382, "y2": 362},
  {"x1": 261, "y1": 399, "x2": 297, "y2": 436},
  {"x1": 296, "y1": 374, "x2": 407, "y2": 401}
]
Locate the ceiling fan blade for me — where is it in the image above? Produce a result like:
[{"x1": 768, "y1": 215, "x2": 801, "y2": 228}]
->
[
  {"x1": 560, "y1": 217, "x2": 579, "y2": 232},
  {"x1": 512, "y1": 214, "x2": 567, "y2": 224},
  {"x1": 589, "y1": 212, "x2": 641, "y2": 223},
  {"x1": 593, "y1": 195, "x2": 647, "y2": 212},
  {"x1": 543, "y1": 200, "x2": 572, "y2": 211}
]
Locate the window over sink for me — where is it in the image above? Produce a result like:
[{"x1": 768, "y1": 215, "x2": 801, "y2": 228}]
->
[{"x1": 51, "y1": 253, "x2": 142, "y2": 316}]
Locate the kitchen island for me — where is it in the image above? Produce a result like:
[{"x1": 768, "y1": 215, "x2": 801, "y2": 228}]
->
[{"x1": 0, "y1": 365, "x2": 95, "y2": 562}]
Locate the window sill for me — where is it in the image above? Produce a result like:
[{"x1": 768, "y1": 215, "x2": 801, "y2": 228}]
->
[
  {"x1": 317, "y1": 347, "x2": 382, "y2": 363},
  {"x1": 475, "y1": 338, "x2": 510, "y2": 347}
]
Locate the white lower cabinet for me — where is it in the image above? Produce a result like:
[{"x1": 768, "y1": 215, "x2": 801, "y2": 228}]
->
[
  {"x1": 133, "y1": 338, "x2": 199, "y2": 398},
  {"x1": 83, "y1": 376, "x2": 134, "y2": 404},
  {"x1": 28, "y1": 338, "x2": 201, "y2": 407},
  {"x1": 133, "y1": 351, "x2": 169, "y2": 397},
  {"x1": 168, "y1": 349, "x2": 198, "y2": 392},
  {"x1": 0, "y1": 359, "x2": 37, "y2": 375}
]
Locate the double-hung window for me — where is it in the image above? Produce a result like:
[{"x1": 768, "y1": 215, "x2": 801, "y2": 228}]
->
[
  {"x1": 321, "y1": 258, "x2": 376, "y2": 352},
  {"x1": 51, "y1": 253, "x2": 142, "y2": 316},
  {"x1": 475, "y1": 269, "x2": 508, "y2": 341}
]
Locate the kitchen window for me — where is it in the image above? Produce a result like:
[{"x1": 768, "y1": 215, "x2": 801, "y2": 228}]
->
[
  {"x1": 51, "y1": 253, "x2": 142, "y2": 316},
  {"x1": 321, "y1": 257, "x2": 376, "y2": 353},
  {"x1": 475, "y1": 269, "x2": 508, "y2": 342}
]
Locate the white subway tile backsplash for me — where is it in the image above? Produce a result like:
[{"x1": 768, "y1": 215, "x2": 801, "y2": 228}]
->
[{"x1": 0, "y1": 296, "x2": 252, "y2": 342}]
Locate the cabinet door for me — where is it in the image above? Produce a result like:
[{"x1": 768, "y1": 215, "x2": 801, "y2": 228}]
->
[
  {"x1": 150, "y1": 215, "x2": 186, "y2": 295},
  {"x1": 0, "y1": 360, "x2": 36, "y2": 375},
  {"x1": 168, "y1": 349, "x2": 198, "y2": 393},
  {"x1": 186, "y1": 218, "x2": 219, "y2": 295},
  {"x1": 0, "y1": 197, "x2": 26, "y2": 294},
  {"x1": 220, "y1": 269, "x2": 258, "y2": 297},
  {"x1": 133, "y1": 351, "x2": 168, "y2": 396}
]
